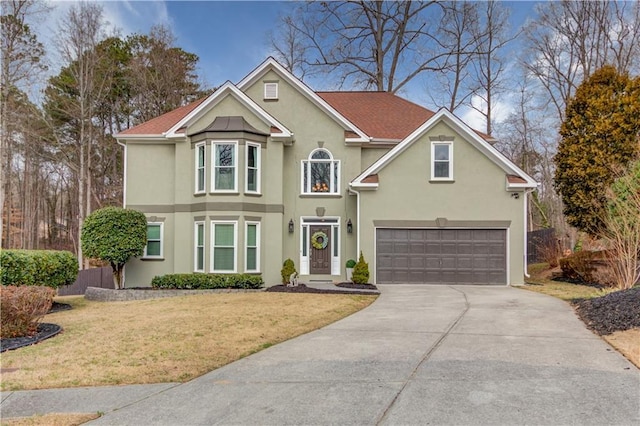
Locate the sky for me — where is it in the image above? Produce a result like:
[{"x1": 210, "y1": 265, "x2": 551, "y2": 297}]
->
[{"x1": 41, "y1": 1, "x2": 542, "y2": 126}]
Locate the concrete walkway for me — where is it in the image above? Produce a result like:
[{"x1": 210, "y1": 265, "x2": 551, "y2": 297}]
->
[{"x1": 2, "y1": 285, "x2": 638, "y2": 425}]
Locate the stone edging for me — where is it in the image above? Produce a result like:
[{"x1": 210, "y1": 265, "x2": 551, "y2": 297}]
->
[{"x1": 85, "y1": 286, "x2": 263, "y2": 302}]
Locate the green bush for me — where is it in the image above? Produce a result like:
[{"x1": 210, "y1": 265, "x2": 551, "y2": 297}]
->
[
  {"x1": 0, "y1": 285, "x2": 55, "y2": 338},
  {"x1": 0, "y1": 250, "x2": 78, "y2": 289},
  {"x1": 151, "y1": 273, "x2": 264, "y2": 290},
  {"x1": 559, "y1": 250, "x2": 598, "y2": 283},
  {"x1": 281, "y1": 259, "x2": 297, "y2": 284},
  {"x1": 352, "y1": 252, "x2": 370, "y2": 284},
  {"x1": 345, "y1": 259, "x2": 356, "y2": 268},
  {"x1": 82, "y1": 207, "x2": 147, "y2": 289}
]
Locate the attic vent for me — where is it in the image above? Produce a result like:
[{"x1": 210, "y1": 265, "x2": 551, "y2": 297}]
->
[{"x1": 264, "y1": 82, "x2": 278, "y2": 100}]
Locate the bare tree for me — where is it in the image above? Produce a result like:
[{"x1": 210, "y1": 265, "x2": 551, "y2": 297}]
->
[
  {"x1": 49, "y1": 1, "x2": 108, "y2": 267},
  {"x1": 0, "y1": 0, "x2": 48, "y2": 248},
  {"x1": 469, "y1": 0, "x2": 516, "y2": 135},
  {"x1": 273, "y1": 0, "x2": 451, "y2": 93},
  {"x1": 428, "y1": 1, "x2": 480, "y2": 113},
  {"x1": 523, "y1": 1, "x2": 640, "y2": 122}
]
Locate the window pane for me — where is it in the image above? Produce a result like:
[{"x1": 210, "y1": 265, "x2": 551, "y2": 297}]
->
[
  {"x1": 434, "y1": 144, "x2": 449, "y2": 161},
  {"x1": 246, "y1": 247, "x2": 256, "y2": 270},
  {"x1": 333, "y1": 227, "x2": 338, "y2": 257},
  {"x1": 311, "y1": 150, "x2": 330, "y2": 160},
  {"x1": 434, "y1": 162, "x2": 450, "y2": 178},
  {"x1": 311, "y1": 162, "x2": 330, "y2": 192},
  {"x1": 248, "y1": 145, "x2": 256, "y2": 168},
  {"x1": 215, "y1": 224, "x2": 234, "y2": 245},
  {"x1": 214, "y1": 247, "x2": 234, "y2": 270},
  {"x1": 147, "y1": 225, "x2": 160, "y2": 240},
  {"x1": 197, "y1": 247, "x2": 204, "y2": 270},
  {"x1": 247, "y1": 169, "x2": 256, "y2": 191},
  {"x1": 198, "y1": 168, "x2": 205, "y2": 191},
  {"x1": 197, "y1": 224, "x2": 204, "y2": 245},
  {"x1": 303, "y1": 162, "x2": 308, "y2": 192},
  {"x1": 247, "y1": 224, "x2": 257, "y2": 246},
  {"x1": 333, "y1": 162, "x2": 339, "y2": 192},
  {"x1": 198, "y1": 145, "x2": 205, "y2": 167},
  {"x1": 215, "y1": 168, "x2": 234, "y2": 190},
  {"x1": 302, "y1": 226, "x2": 307, "y2": 256},
  {"x1": 147, "y1": 241, "x2": 161, "y2": 256},
  {"x1": 216, "y1": 144, "x2": 234, "y2": 167}
]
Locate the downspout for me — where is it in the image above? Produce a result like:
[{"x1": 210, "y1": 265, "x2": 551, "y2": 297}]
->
[
  {"x1": 348, "y1": 186, "x2": 361, "y2": 257},
  {"x1": 117, "y1": 141, "x2": 127, "y2": 208},
  {"x1": 523, "y1": 188, "x2": 535, "y2": 279}
]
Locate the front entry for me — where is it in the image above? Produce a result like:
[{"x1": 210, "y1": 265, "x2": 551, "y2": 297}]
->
[{"x1": 309, "y1": 225, "x2": 331, "y2": 274}]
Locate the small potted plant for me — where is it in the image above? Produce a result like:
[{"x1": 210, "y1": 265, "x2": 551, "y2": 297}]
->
[{"x1": 345, "y1": 259, "x2": 356, "y2": 282}]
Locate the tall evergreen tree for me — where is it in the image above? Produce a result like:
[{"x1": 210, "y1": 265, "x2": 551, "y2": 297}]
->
[{"x1": 554, "y1": 66, "x2": 640, "y2": 235}]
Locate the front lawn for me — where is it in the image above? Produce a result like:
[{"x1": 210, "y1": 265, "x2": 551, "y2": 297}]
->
[{"x1": 0, "y1": 292, "x2": 377, "y2": 391}]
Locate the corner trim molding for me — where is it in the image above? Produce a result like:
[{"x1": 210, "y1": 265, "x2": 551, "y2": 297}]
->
[{"x1": 128, "y1": 203, "x2": 284, "y2": 214}]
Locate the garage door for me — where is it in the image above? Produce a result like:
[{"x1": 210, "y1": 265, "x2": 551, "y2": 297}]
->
[{"x1": 376, "y1": 228, "x2": 507, "y2": 285}]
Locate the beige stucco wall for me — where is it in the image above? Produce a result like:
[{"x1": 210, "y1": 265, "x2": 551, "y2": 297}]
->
[{"x1": 357, "y1": 122, "x2": 526, "y2": 285}]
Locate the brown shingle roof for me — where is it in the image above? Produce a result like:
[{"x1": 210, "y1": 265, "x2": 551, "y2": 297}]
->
[
  {"x1": 317, "y1": 91, "x2": 435, "y2": 140},
  {"x1": 119, "y1": 97, "x2": 208, "y2": 136},
  {"x1": 507, "y1": 175, "x2": 528, "y2": 184}
]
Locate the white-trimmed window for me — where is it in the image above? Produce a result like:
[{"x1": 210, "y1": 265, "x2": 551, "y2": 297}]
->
[
  {"x1": 144, "y1": 223, "x2": 163, "y2": 258},
  {"x1": 301, "y1": 148, "x2": 340, "y2": 194},
  {"x1": 211, "y1": 221, "x2": 237, "y2": 272},
  {"x1": 245, "y1": 143, "x2": 261, "y2": 193},
  {"x1": 195, "y1": 143, "x2": 206, "y2": 193},
  {"x1": 245, "y1": 222, "x2": 260, "y2": 272},
  {"x1": 431, "y1": 142, "x2": 453, "y2": 180},
  {"x1": 264, "y1": 82, "x2": 278, "y2": 100},
  {"x1": 194, "y1": 221, "x2": 205, "y2": 272},
  {"x1": 212, "y1": 142, "x2": 237, "y2": 192}
]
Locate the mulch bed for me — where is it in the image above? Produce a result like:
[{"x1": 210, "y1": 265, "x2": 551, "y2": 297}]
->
[
  {"x1": 266, "y1": 283, "x2": 377, "y2": 295},
  {"x1": 574, "y1": 287, "x2": 640, "y2": 335},
  {"x1": 335, "y1": 282, "x2": 378, "y2": 290},
  {"x1": 0, "y1": 303, "x2": 71, "y2": 352},
  {"x1": 0, "y1": 323, "x2": 62, "y2": 352}
]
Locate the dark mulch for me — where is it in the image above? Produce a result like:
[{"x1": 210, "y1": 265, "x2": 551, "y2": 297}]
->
[
  {"x1": 0, "y1": 323, "x2": 62, "y2": 352},
  {"x1": 266, "y1": 283, "x2": 377, "y2": 295},
  {"x1": 574, "y1": 287, "x2": 640, "y2": 335},
  {"x1": 49, "y1": 301, "x2": 72, "y2": 314},
  {"x1": 335, "y1": 282, "x2": 378, "y2": 290}
]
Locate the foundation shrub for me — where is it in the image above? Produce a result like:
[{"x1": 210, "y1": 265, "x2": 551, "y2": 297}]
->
[
  {"x1": 352, "y1": 252, "x2": 370, "y2": 284},
  {"x1": 0, "y1": 249, "x2": 78, "y2": 289},
  {"x1": 0, "y1": 285, "x2": 55, "y2": 338},
  {"x1": 151, "y1": 273, "x2": 263, "y2": 289},
  {"x1": 281, "y1": 259, "x2": 297, "y2": 284}
]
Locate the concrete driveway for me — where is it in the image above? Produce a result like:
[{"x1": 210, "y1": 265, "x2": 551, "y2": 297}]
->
[{"x1": 3, "y1": 285, "x2": 639, "y2": 425}]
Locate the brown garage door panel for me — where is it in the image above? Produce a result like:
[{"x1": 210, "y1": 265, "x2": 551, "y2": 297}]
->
[{"x1": 376, "y1": 228, "x2": 507, "y2": 285}]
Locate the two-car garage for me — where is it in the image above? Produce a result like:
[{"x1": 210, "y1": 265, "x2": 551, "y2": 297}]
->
[{"x1": 376, "y1": 228, "x2": 507, "y2": 285}]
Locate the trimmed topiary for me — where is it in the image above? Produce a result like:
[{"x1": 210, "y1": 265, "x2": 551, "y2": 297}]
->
[
  {"x1": 81, "y1": 207, "x2": 147, "y2": 289},
  {"x1": 0, "y1": 250, "x2": 78, "y2": 289},
  {"x1": 281, "y1": 258, "x2": 297, "y2": 284},
  {"x1": 352, "y1": 252, "x2": 370, "y2": 284}
]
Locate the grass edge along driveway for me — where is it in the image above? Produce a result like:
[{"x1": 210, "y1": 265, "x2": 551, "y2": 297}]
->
[{"x1": 0, "y1": 292, "x2": 377, "y2": 391}]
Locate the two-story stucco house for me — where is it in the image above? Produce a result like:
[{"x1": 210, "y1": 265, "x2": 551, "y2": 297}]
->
[{"x1": 115, "y1": 57, "x2": 537, "y2": 287}]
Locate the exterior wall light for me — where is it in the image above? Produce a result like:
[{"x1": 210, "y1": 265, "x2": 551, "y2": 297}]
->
[
  {"x1": 347, "y1": 219, "x2": 353, "y2": 234},
  {"x1": 288, "y1": 219, "x2": 294, "y2": 233},
  {"x1": 511, "y1": 192, "x2": 520, "y2": 199}
]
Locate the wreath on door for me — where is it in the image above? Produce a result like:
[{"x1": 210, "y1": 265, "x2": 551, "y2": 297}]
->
[{"x1": 311, "y1": 231, "x2": 329, "y2": 250}]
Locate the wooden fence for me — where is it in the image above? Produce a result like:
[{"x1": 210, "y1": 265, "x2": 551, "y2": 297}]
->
[
  {"x1": 58, "y1": 266, "x2": 114, "y2": 296},
  {"x1": 527, "y1": 228, "x2": 558, "y2": 264}
]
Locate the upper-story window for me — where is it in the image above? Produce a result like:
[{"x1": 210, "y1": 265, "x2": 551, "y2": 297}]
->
[
  {"x1": 212, "y1": 142, "x2": 237, "y2": 192},
  {"x1": 302, "y1": 148, "x2": 340, "y2": 194},
  {"x1": 431, "y1": 142, "x2": 453, "y2": 180},
  {"x1": 195, "y1": 143, "x2": 206, "y2": 193},
  {"x1": 246, "y1": 143, "x2": 261, "y2": 194}
]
